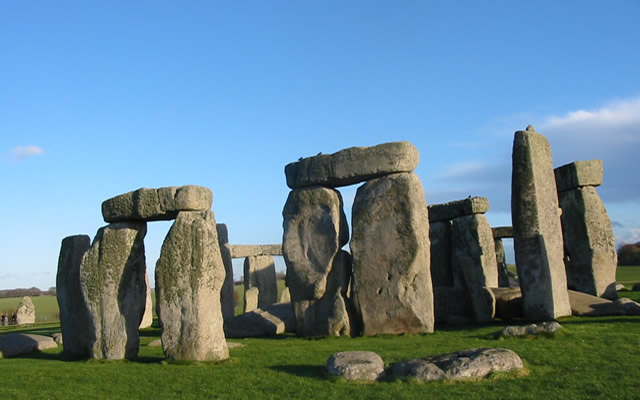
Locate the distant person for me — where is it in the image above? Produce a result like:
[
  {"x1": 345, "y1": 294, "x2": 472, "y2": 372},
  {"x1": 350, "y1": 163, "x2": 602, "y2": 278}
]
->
[
  {"x1": 1, "y1": 312, "x2": 6, "y2": 326},
  {"x1": 11, "y1": 313, "x2": 17, "y2": 325}
]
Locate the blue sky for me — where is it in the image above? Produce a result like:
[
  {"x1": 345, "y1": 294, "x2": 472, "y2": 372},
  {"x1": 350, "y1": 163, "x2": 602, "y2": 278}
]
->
[{"x1": 1, "y1": 1, "x2": 639, "y2": 290}]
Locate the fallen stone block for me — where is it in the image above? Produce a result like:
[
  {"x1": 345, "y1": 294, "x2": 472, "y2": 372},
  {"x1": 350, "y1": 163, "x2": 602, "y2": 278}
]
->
[
  {"x1": 499, "y1": 321, "x2": 562, "y2": 337},
  {"x1": 326, "y1": 351, "x2": 386, "y2": 381},
  {"x1": 554, "y1": 160, "x2": 603, "y2": 192},
  {"x1": 0, "y1": 334, "x2": 57, "y2": 358},
  {"x1": 285, "y1": 141, "x2": 419, "y2": 189},
  {"x1": 225, "y1": 303, "x2": 295, "y2": 338}
]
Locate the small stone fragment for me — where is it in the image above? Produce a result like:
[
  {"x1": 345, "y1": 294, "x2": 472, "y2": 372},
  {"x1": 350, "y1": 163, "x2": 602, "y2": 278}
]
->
[
  {"x1": 499, "y1": 321, "x2": 562, "y2": 337},
  {"x1": 326, "y1": 351, "x2": 386, "y2": 381}
]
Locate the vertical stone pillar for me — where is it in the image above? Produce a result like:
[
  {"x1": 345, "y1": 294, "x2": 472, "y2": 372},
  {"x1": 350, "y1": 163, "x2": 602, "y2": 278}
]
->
[
  {"x1": 555, "y1": 160, "x2": 617, "y2": 297},
  {"x1": 56, "y1": 235, "x2": 91, "y2": 357},
  {"x1": 282, "y1": 186, "x2": 353, "y2": 336},
  {"x1": 80, "y1": 222, "x2": 147, "y2": 360},
  {"x1": 155, "y1": 211, "x2": 228, "y2": 361},
  {"x1": 351, "y1": 172, "x2": 434, "y2": 335},
  {"x1": 243, "y1": 255, "x2": 277, "y2": 309},
  {"x1": 216, "y1": 223, "x2": 236, "y2": 321},
  {"x1": 492, "y1": 226, "x2": 514, "y2": 288},
  {"x1": 429, "y1": 221, "x2": 453, "y2": 287},
  {"x1": 511, "y1": 125, "x2": 571, "y2": 320},
  {"x1": 139, "y1": 273, "x2": 153, "y2": 329},
  {"x1": 451, "y1": 214, "x2": 498, "y2": 289}
]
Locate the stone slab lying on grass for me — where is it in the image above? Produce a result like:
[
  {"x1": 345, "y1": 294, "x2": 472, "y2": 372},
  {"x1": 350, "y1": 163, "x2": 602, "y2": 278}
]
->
[
  {"x1": 285, "y1": 141, "x2": 419, "y2": 189},
  {"x1": 0, "y1": 334, "x2": 57, "y2": 358},
  {"x1": 428, "y1": 196, "x2": 490, "y2": 223},
  {"x1": 102, "y1": 185, "x2": 213, "y2": 222},
  {"x1": 568, "y1": 290, "x2": 640, "y2": 316},
  {"x1": 326, "y1": 351, "x2": 386, "y2": 381},
  {"x1": 499, "y1": 321, "x2": 562, "y2": 337},
  {"x1": 225, "y1": 303, "x2": 295, "y2": 338},
  {"x1": 554, "y1": 160, "x2": 603, "y2": 192},
  {"x1": 392, "y1": 348, "x2": 523, "y2": 382}
]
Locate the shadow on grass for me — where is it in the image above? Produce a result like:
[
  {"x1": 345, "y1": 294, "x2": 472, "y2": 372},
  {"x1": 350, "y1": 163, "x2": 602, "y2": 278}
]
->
[{"x1": 269, "y1": 364, "x2": 328, "y2": 380}]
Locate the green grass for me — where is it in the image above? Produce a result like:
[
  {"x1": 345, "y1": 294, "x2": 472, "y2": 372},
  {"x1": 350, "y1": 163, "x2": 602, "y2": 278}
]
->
[
  {"x1": 615, "y1": 265, "x2": 640, "y2": 289},
  {"x1": 1, "y1": 316, "x2": 639, "y2": 399},
  {"x1": 234, "y1": 279, "x2": 287, "y2": 316},
  {"x1": 0, "y1": 296, "x2": 60, "y2": 323}
]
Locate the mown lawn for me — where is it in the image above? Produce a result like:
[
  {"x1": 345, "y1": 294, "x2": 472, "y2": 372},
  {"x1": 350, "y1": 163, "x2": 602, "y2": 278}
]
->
[{"x1": 0, "y1": 315, "x2": 639, "y2": 399}]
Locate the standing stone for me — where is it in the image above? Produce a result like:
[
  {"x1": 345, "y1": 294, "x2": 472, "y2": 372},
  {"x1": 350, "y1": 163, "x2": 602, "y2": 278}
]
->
[
  {"x1": 243, "y1": 255, "x2": 277, "y2": 309},
  {"x1": 351, "y1": 172, "x2": 434, "y2": 335},
  {"x1": 243, "y1": 287, "x2": 259, "y2": 313},
  {"x1": 139, "y1": 273, "x2": 153, "y2": 329},
  {"x1": 56, "y1": 234, "x2": 91, "y2": 357},
  {"x1": 283, "y1": 186, "x2": 353, "y2": 336},
  {"x1": 216, "y1": 223, "x2": 235, "y2": 323},
  {"x1": 494, "y1": 239, "x2": 511, "y2": 288},
  {"x1": 558, "y1": 186, "x2": 617, "y2": 297},
  {"x1": 155, "y1": 211, "x2": 228, "y2": 361},
  {"x1": 15, "y1": 297, "x2": 35, "y2": 325},
  {"x1": 451, "y1": 214, "x2": 498, "y2": 289},
  {"x1": 279, "y1": 287, "x2": 291, "y2": 303},
  {"x1": 430, "y1": 221, "x2": 453, "y2": 287},
  {"x1": 511, "y1": 126, "x2": 571, "y2": 320},
  {"x1": 80, "y1": 222, "x2": 147, "y2": 360}
]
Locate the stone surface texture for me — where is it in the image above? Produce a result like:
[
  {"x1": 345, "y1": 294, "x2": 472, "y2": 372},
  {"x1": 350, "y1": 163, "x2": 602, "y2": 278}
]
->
[
  {"x1": 429, "y1": 221, "x2": 453, "y2": 287},
  {"x1": 15, "y1": 296, "x2": 35, "y2": 325},
  {"x1": 80, "y1": 222, "x2": 147, "y2": 360},
  {"x1": 243, "y1": 287, "x2": 259, "y2": 313},
  {"x1": 555, "y1": 160, "x2": 603, "y2": 192},
  {"x1": 558, "y1": 186, "x2": 617, "y2": 297},
  {"x1": 392, "y1": 348, "x2": 523, "y2": 382},
  {"x1": 285, "y1": 141, "x2": 419, "y2": 189},
  {"x1": 217, "y1": 224, "x2": 236, "y2": 324},
  {"x1": 326, "y1": 351, "x2": 386, "y2": 381},
  {"x1": 139, "y1": 273, "x2": 153, "y2": 329},
  {"x1": 428, "y1": 196, "x2": 490, "y2": 223},
  {"x1": 451, "y1": 214, "x2": 498, "y2": 289},
  {"x1": 492, "y1": 226, "x2": 514, "y2": 239},
  {"x1": 491, "y1": 287, "x2": 524, "y2": 320},
  {"x1": 244, "y1": 255, "x2": 278, "y2": 309},
  {"x1": 155, "y1": 211, "x2": 228, "y2": 361},
  {"x1": 494, "y1": 239, "x2": 511, "y2": 288},
  {"x1": 433, "y1": 287, "x2": 473, "y2": 325},
  {"x1": 56, "y1": 234, "x2": 92, "y2": 357},
  {"x1": 499, "y1": 321, "x2": 562, "y2": 337},
  {"x1": 511, "y1": 128, "x2": 571, "y2": 320},
  {"x1": 351, "y1": 172, "x2": 434, "y2": 335},
  {"x1": 230, "y1": 244, "x2": 282, "y2": 258},
  {"x1": 0, "y1": 334, "x2": 57, "y2": 358},
  {"x1": 225, "y1": 303, "x2": 296, "y2": 338},
  {"x1": 569, "y1": 290, "x2": 640, "y2": 316},
  {"x1": 102, "y1": 185, "x2": 212, "y2": 223}
]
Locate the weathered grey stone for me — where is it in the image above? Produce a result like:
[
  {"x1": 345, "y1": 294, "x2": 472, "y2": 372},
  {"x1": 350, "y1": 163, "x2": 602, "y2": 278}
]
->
[
  {"x1": 52, "y1": 333, "x2": 63, "y2": 345},
  {"x1": 225, "y1": 303, "x2": 295, "y2": 338},
  {"x1": 511, "y1": 127, "x2": 571, "y2": 321},
  {"x1": 139, "y1": 273, "x2": 153, "y2": 329},
  {"x1": 555, "y1": 160, "x2": 603, "y2": 192},
  {"x1": 492, "y1": 226, "x2": 514, "y2": 239},
  {"x1": 230, "y1": 244, "x2": 282, "y2": 258},
  {"x1": 155, "y1": 211, "x2": 228, "y2": 361},
  {"x1": 326, "y1": 351, "x2": 386, "y2": 381},
  {"x1": 56, "y1": 235, "x2": 91, "y2": 357},
  {"x1": 244, "y1": 255, "x2": 277, "y2": 309},
  {"x1": 15, "y1": 297, "x2": 35, "y2": 325},
  {"x1": 470, "y1": 287, "x2": 496, "y2": 323},
  {"x1": 392, "y1": 348, "x2": 523, "y2": 382},
  {"x1": 430, "y1": 221, "x2": 453, "y2": 287},
  {"x1": 451, "y1": 214, "x2": 498, "y2": 290},
  {"x1": 283, "y1": 186, "x2": 349, "y2": 301},
  {"x1": 279, "y1": 287, "x2": 291, "y2": 303},
  {"x1": 433, "y1": 287, "x2": 473, "y2": 325},
  {"x1": 226, "y1": 342, "x2": 244, "y2": 349},
  {"x1": 428, "y1": 197, "x2": 490, "y2": 223},
  {"x1": 499, "y1": 321, "x2": 562, "y2": 337},
  {"x1": 494, "y1": 239, "x2": 511, "y2": 287},
  {"x1": 490, "y1": 287, "x2": 524, "y2": 320},
  {"x1": 80, "y1": 222, "x2": 147, "y2": 360},
  {"x1": 102, "y1": 185, "x2": 213, "y2": 223},
  {"x1": 569, "y1": 290, "x2": 640, "y2": 316},
  {"x1": 0, "y1": 334, "x2": 57, "y2": 358},
  {"x1": 292, "y1": 251, "x2": 353, "y2": 336},
  {"x1": 216, "y1": 224, "x2": 235, "y2": 323},
  {"x1": 244, "y1": 287, "x2": 259, "y2": 313},
  {"x1": 351, "y1": 172, "x2": 434, "y2": 335},
  {"x1": 285, "y1": 141, "x2": 419, "y2": 189},
  {"x1": 559, "y1": 186, "x2": 617, "y2": 297}
]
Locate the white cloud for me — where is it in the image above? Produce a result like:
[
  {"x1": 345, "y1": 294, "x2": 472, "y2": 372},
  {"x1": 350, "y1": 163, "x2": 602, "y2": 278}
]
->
[{"x1": 5, "y1": 145, "x2": 44, "y2": 164}]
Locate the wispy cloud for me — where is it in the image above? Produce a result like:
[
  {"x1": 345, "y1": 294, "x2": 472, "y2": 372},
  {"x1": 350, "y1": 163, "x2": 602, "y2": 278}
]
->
[{"x1": 4, "y1": 145, "x2": 44, "y2": 164}]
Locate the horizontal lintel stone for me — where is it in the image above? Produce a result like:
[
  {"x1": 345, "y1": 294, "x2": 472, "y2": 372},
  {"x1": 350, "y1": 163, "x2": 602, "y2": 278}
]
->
[
  {"x1": 230, "y1": 244, "x2": 283, "y2": 258},
  {"x1": 284, "y1": 141, "x2": 419, "y2": 189},
  {"x1": 428, "y1": 197, "x2": 489, "y2": 222},
  {"x1": 554, "y1": 160, "x2": 603, "y2": 192},
  {"x1": 492, "y1": 226, "x2": 514, "y2": 239}
]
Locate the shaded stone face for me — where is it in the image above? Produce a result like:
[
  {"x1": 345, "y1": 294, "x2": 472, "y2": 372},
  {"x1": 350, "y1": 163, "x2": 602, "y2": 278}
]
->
[
  {"x1": 559, "y1": 186, "x2": 617, "y2": 297},
  {"x1": 80, "y1": 222, "x2": 147, "y2": 360},
  {"x1": 351, "y1": 172, "x2": 434, "y2": 335},
  {"x1": 282, "y1": 186, "x2": 349, "y2": 301},
  {"x1": 244, "y1": 255, "x2": 278, "y2": 309},
  {"x1": 155, "y1": 211, "x2": 228, "y2": 362},
  {"x1": 511, "y1": 128, "x2": 571, "y2": 320},
  {"x1": 101, "y1": 185, "x2": 213, "y2": 223},
  {"x1": 429, "y1": 221, "x2": 453, "y2": 287},
  {"x1": 428, "y1": 197, "x2": 490, "y2": 223},
  {"x1": 56, "y1": 234, "x2": 91, "y2": 357},
  {"x1": 451, "y1": 214, "x2": 498, "y2": 289},
  {"x1": 216, "y1": 223, "x2": 236, "y2": 323},
  {"x1": 554, "y1": 160, "x2": 603, "y2": 193},
  {"x1": 284, "y1": 141, "x2": 419, "y2": 189},
  {"x1": 494, "y1": 239, "x2": 511, "y2": 288}
]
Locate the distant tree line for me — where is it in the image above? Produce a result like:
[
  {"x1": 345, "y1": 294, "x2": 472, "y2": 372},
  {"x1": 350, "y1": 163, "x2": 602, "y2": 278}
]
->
[
  {"x1": 617, "y1": 242, "x2": 640, "y2": 266},
  {"x1": 0, "y1": 287, "x2": 56, "y2": 299}
]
